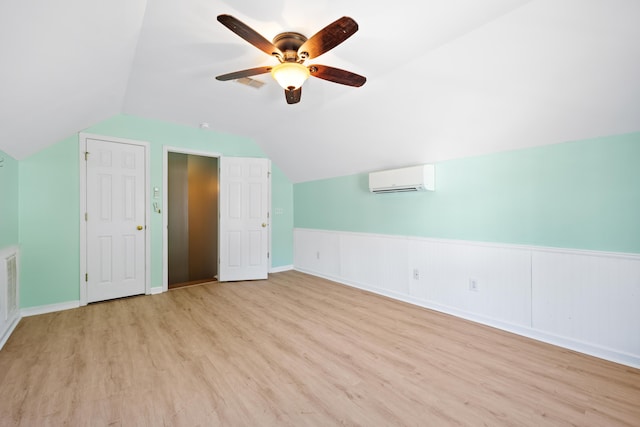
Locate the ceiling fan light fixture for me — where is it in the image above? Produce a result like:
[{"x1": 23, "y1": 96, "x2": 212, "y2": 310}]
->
[
  {"x1": 271, "y1": 62, "x2": 310, "y2": 90},
  {"x1": 215, "y1": 15, "x2": 366, "y2": 104}
]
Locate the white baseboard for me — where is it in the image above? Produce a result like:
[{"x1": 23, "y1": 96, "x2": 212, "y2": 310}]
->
[
  {"x1": 0, "y1": 315, "x2": 20, "y2": 351},
  {"x1": 295, "y1": 267, "x2": 640, "y2": 370},
  {"x1": 270, "y1": 265, "x2": 294, "y2": 273},
  {"x1": 21, "y1": 300, "x2": 80, "y2": 317},
  {"x1": 149, "y1": 287, "x2": 163, "y2": 295}
]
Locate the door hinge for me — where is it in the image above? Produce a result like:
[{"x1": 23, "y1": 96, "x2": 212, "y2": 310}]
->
[
  {"x1": 267, "y1": 252, "x2": 270, "y2": 259},
  {"x1": 85, "y1": 212, "x2": 88, "y2": 221},
  {"x1": 85, "y1": 273, "x2": 88, "y2": 282},
  {"x1": 267, "y1": 212, "x2": 270, "y2": 219},
  {"x1": 267, "y1": 171, "x2": 271, "y2": 178},
  {"x1": 84, "y1": 151, "x2": 89, "y2": 161}
]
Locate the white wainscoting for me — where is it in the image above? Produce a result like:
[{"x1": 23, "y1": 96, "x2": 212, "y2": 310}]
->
[
  {"x1": 0, "y1": 246, "x2": 20, "y2": 350},
  {"x1": 294, "y1": 228, "x2": 640, "y2": 368},
  {"x1": 531, "y1": 250, "x2": 640, "y2": 358}
]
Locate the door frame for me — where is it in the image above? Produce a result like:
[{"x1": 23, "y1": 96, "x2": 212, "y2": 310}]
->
[
  {"x1": 162, "y1": 146, "x2": 221, "y2": 293},
  {"x1": 79, "y1": 133, "x2": 151, "y2": 306}
]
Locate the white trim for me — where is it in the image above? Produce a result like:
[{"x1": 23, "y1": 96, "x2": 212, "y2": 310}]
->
[
  {"x1": 295, "y1": 227, "x2": 640, "y2": 261},
  {"x1": 79, "y1": 139, "x2": 87, "y2": 305},
  {"x1": 270, "y1": 265, "x2": 293, "y2": 273},
  {"x1": 150, "y1": 287, "x2": 163, "y2": 295},
  {"x1": 0, "y1": 245, "x2": 19, "y2": 258},
  {"x1": 295, "y1": 267, "x2": 640, "y2": 369},
  {"x1": 21, "y1": 300, "x2": 80, "y2": 317},
  {"x1": 0, "y1": 315, "x2": 20, "y2": 350},
  {"x1": 79, "y1": 133, "x2": 152, "y2": 305},
  {"x1": 268, "y1": 162, "x2": 273, "y2": 275},
  {"x1": 0, "y1": 245, "x2": 20, "y2": 351},
  {"x1": 162, "y1": 146, "x2": 222, "y2": 293}
]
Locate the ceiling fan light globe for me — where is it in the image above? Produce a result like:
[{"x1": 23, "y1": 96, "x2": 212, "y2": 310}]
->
[{"x1": 271, "y1": 62, "x2": 310, "y2": 90}]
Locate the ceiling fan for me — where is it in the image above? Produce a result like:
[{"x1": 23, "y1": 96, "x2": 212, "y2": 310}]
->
[{"x1": 215, "y1": 14, "x2": 366, "y2": 104}]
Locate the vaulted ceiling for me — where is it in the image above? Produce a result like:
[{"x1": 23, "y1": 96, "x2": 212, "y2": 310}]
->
[{"x1": 1, "y1": 0, "x2": 639, "y2": 183}]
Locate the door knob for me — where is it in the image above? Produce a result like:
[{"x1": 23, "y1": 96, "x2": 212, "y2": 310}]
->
[
  {"x1": 261, "y1": 223, "x2": 267, "y2": 228},
  {"x1": 137, "y1": 225, "x2": 144, "y2": 230}
]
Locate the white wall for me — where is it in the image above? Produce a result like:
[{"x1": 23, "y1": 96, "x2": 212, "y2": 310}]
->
[{"x1": 294, "y1": 228, "x2": 640, "y2": 368}]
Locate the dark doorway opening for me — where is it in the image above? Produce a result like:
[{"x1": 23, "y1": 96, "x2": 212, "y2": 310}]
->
[{"x1": 167, "y1": 153, "x2": 219, "y2": 289}]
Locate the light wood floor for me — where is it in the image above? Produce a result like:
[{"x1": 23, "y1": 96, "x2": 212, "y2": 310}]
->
[{"x1": 1, "y1": 271, "x2": 638, "y2": 426}]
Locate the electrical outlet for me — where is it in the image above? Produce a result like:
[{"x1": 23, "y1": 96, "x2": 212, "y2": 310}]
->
[
  {"x1": 469, "y1": 279, "x2": 479, "y2": 292},
  {"x1": 413, "y1": 269, "x2": 419, "y2": 280}
]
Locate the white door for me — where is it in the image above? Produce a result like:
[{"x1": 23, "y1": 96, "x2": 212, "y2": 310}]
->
[
  {"x1": 218, "y1": 157, "x2": 270, "y2": 281},
  {"x1": 85, "y1": 138, "x2": 147, "y2": 302}
]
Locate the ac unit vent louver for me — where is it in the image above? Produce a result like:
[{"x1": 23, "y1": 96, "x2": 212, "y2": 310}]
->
[{"x1": 369, "y1": 164, "x2": 435, "y2": 194}]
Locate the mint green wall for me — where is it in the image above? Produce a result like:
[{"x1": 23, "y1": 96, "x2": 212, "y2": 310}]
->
[
  {"x1": 294, "y1": 132, "x2": 640, "y2": 254},
  {"x1": 19, "y1": 136, "x2": 80, "y2": 306},
  {"x1": 18, "y1": 114, "x2": 294, "y2": 308},
  {"x1": 0, "y1": 150, "x2": 19, "y2": 248}
]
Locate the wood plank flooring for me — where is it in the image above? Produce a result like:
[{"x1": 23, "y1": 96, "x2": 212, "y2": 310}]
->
[{"x1": 0, "y1": 271, "x2": 639, "y2": 426}]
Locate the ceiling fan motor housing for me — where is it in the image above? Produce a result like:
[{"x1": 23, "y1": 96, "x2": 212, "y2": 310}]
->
[{"x1": 273, "y1": 32, "x2": 308, "y2": 62}]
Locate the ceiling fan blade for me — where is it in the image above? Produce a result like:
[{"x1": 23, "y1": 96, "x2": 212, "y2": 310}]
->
[
  {"x1": 217, "y1": 15, "x2": 282, "y2": 58},
  {"x1": 216, "y1": 66, "x2": 273, "y2": 81},
  {"x1": 298, "y1": 17, "x2": 358, "y2": 60},
  {"x1": 309, "y1": 64, "x2": 366, "y2": 87},
  {"x1": 285, "y1": 88, "x2": 302, "y2": 104}
]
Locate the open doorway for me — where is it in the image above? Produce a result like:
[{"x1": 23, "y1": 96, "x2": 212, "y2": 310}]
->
[
  {"x1": 162, "y1": 149, "x2": 271, "y2": 291},
  {"x1": 167, "y1": 152, "x2": 219, "y2": 289}
]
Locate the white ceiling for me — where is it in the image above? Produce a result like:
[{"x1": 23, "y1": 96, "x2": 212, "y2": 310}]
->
[{"x1": 1, "y1": 0, "x2": 639, "y2": 183}]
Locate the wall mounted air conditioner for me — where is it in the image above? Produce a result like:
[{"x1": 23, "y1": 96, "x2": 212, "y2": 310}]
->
[{"x1": 369, "y1": 164, "x2": 435, "y2": 193}]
